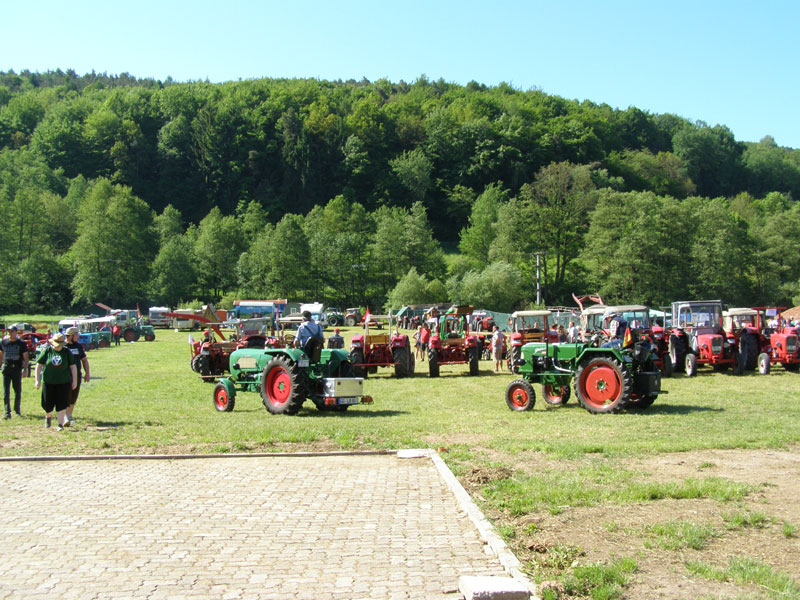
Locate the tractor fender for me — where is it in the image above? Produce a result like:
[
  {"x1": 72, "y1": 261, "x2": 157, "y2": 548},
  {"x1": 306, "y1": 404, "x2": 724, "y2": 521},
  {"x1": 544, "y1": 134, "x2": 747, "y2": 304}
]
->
[
  {"x1": 429, "y1": 336, "x2": 442, "y2": 350},
  {"x1": 350, "y1": 334, "x2": 365, "y2": 349},
  {"x1": 390, "y1": 334, "x2": 409, "y2": 348},
  {"x1": 510, "y1": 332, "x2": 523, "y2": 346},
  {"x1": 216, "y1": 377, "x2": 237, "y2": 400},
  {"x1": 465, "y1": 334, "x2": 478, "y2": 348}
]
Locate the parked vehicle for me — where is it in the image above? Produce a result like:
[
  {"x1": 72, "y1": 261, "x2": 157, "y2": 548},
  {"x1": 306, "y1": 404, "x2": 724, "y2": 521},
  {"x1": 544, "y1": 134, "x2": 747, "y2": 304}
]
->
[
  {"x1": 508, "y1": 310, "x2": 559, "y2": 374},
  {"x1": 212, "y1": 336, "x2": 373, "y2": 415},
  {"x1": 344, "y1": 308, "x2": 362, "y2": 327},
  {"x1": 348, "y1": 315, "x2": 414, "y2": 378},
  {"x1": 427, "y1": 306, "x2": 481, "y2": 377},
  {"x1": 148, "y1": 306, "x2": 172, "y2": 328},
  {"x1": 668, "y1": 300, "x2": 740, "y2": 376},
  {"x1": 723, "y1": 308, "x2": 771, "y2": 374},
  {"x1": 505, "y1": 329, "x2": 663, "y2": 414}
]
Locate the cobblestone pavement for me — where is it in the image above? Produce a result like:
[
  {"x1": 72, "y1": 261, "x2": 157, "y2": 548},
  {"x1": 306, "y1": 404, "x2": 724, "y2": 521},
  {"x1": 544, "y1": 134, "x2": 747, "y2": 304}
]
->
[{"x1": 0, "y1": 453, "x2": 512, "y2": 600}]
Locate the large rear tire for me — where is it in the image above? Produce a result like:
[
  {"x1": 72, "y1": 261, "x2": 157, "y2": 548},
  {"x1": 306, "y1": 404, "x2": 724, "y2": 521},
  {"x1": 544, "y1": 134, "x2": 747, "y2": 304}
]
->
[
  {"x1": 661, "y1": 354, "x2": 673, "y2": 378},
  {"x1": 739, "y1": 333, "x2": 759, "y2": 371},
  {"x1": 260, "y1": 357, "x2": 306, "y2": 415},
  {"x1": 509, "y1": 346, "x2": 521, "y2": 374},
  {"x1": 345, "y1": 316, "x2": 357, "y2": 327},
  {"x1": 393, "y1": 345, "x2": 411, "y2": 378},
  {"x1": 506, "y1": 380, "x2": 535, "y2": 411},
  {"x1": 543, "y1": 383, "x2": 571, "y2": 406},
  {"x1": 327, "y1": 315, "x2": 340, "y2": 327},
  {"x1": 574, "y1": 356, "x2": 632, "y2": 414},
  {"x1": 468, "y1": 346, "x2": 480, "y2": 376},
  {"x1": 428, "y1": 349, "x2": 440, "y2": 377},
  {"x1": 123, "y1": 328, "x2": 138, "y2": 342},
  {"x1": 669, "y1": 335, "x2": 686, "y2": 372},
  {"x1": 348, "y1": 348, "x2": 367, "y2": 378}
]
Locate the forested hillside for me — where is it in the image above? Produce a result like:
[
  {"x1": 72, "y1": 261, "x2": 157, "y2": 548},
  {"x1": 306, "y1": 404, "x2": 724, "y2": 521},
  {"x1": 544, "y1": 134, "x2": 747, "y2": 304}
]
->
[{"x1": 1, "y1": 68, "x2": 799, "y2": 313}]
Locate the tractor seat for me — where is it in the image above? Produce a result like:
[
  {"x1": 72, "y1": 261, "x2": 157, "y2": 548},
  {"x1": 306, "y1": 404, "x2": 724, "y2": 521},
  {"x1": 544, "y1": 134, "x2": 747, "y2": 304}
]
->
[{"x1": 303, "y1": 337, "x2": 324, "y2": 363}]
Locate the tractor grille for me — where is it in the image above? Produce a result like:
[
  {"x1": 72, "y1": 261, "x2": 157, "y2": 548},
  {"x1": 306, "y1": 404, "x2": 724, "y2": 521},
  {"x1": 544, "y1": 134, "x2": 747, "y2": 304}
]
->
[
  {"x1": 787, "y1": 336, "x2": 798, "y2": 354},
  {"x1": 711, "y1": 337, "x2": 723, "y2": 354}
]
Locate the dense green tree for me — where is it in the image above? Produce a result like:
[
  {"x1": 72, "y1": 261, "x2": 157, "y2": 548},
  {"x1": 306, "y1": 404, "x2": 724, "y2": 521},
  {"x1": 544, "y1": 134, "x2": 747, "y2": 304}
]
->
[
  {"x1": 673, "y1": 123, "x2": 744, "y2": 197},
  {"x1": 459, "y1": 262, "x2": 527, "y2": 312},
  {"x1": 69, "y1": 178, "x2": 156, "y2": 306},
  {"x1": 148, "y1": 235, "x2": 196, "y2": 307},
  {"x1": 193, "y1": 207, "x2": 245, "y2": 300},
  {"x1": 458, "y1": 183, "x2": 507, "y2": 266}
]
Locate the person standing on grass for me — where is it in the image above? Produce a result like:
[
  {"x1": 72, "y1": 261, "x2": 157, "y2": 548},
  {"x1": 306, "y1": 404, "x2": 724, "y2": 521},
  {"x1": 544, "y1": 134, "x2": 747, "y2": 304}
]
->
[
  {"x1": 34, "y1": 332, "x2": 77, "y2": 431},
  {"x1": 2, "y1": 325, "x2": 29, "y2": 419},
  {"x1": 64, "y1": 327, "x2": 90, "y2": 425},
  {"x1": 490, "y1": 325, "x2": 506, "y2": 372},
  {"x1": 413, "y1": 326, "x2": 422, "y2": 361},
  {"x1": 112, "y1": 323, "x2": 121, "y2": 346},
  {"x1": 419, "y1": 323, "x2": 431, "y2": 362}
]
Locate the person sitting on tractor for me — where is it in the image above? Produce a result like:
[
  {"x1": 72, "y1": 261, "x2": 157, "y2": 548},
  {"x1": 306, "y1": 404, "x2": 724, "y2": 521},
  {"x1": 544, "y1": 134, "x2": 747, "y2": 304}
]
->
[
  {"x1": 296, "y1": 310, "x2": 325, "y2": 351},
  {"x1": 602, "y1": 312, "x2": 628, "y2": 348},
  {"x1": 327, "y1": 328, "x2": 344, "y2": 349}
]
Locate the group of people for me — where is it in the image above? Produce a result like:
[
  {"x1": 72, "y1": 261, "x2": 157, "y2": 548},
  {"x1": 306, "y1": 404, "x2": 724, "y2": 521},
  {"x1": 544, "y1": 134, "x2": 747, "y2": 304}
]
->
[{"x1": 1, "y1": 326, "x2": 90, "y2": 430}]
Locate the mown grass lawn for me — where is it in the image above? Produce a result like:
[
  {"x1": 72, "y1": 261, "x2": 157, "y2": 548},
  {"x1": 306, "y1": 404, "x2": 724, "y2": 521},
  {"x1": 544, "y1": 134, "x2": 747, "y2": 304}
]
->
[{"x1": 2, "y1": 324, "x2": 799, "y2": 599}]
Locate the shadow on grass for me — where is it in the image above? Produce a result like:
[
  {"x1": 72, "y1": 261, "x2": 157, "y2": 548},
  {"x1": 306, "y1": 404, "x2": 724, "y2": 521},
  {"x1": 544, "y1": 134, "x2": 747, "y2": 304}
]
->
[
  {"x1": 631, "y1": 404, "x2": 724, "y2": 415},
  {"x1": 300, "y1": 409, "x2": 407, "y2": 418}
]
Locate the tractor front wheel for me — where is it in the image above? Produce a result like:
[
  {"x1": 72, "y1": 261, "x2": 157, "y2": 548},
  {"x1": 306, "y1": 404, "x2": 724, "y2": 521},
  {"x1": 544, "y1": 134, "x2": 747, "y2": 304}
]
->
[
  {"x1": 661, "y1": 354, "x2": 673, "y2": 378},
  {"x1": 574, "y1": 356, "x2": 632, "y2": 414},
  {"x1": 543, "y1": 383, "x2": 571, "y2": 406},
  {"x1": 260, "y1": 357, "x2": 306, "y2": 415},
  {"x1": 758, "y1": 353, "x2": 771, "y2": 375},
  {"x1": 213, "y1": 382, "x2": 235, "y2": 412},
  {"x1": 144, "y1": 333, "x2": 155, "y2": 342},
  {"x1": 506, "y1": 379, "x2": 535, "y2": 411},
  {"x1": 98, "y1": 339, "x2": 109, "y2": 348},
  {"x1": 685, "y1": 353, "x2": 697, "y2": 376}
]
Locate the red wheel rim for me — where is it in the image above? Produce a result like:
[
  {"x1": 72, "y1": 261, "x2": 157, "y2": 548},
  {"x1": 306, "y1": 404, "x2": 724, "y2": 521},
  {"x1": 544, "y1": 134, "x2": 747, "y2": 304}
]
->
[
  {"x1": 508, "y1": 384, "x2": 530, "y2": 409},
  {"x1": 124, "y1": 330, "x2": 135, "y2": 342},
  {"x1": 544, "y1": 384, "x2": 565, "y2": 403},
  {"x1": 266, "y1": 367, "x2": 291, "y2": 405},
  {"x1": 580, "y1": 364, "x2": 621, "y2": 407},
  {"x1": 215, "y1": 388, "x2": 228, "y2": 410}
]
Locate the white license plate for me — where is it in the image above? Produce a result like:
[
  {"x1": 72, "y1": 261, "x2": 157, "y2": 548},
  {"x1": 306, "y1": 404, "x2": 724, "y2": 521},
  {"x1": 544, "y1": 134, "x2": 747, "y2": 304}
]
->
[
  {"x1": 297, "y1": 358, "x2": 309, "y2": 367},
  {"x1": 338, "y1": 397, "x2": 359, "y2": 405}
]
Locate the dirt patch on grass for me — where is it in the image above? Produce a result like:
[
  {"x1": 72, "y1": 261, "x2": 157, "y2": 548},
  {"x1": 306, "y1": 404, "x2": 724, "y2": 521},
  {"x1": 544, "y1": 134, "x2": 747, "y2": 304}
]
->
[{"x1": 461, "y1": 446, "x2": 800, "y2": 599}]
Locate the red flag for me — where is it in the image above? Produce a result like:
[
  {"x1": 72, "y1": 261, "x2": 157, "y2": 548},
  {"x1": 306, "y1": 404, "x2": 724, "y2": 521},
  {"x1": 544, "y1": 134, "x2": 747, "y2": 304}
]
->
[
  {"x1": 137, "y1": 303, "x2": 142, "y2": 319},
  {"x1": 363, "y1": 308, "x2": 371, "y2": 323}
]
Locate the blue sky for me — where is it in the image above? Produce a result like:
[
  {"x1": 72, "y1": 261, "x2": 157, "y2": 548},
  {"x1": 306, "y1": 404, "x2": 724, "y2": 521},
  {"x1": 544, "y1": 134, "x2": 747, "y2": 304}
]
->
[{"x1": 3, "y1": 0, "x2": 799, "y2": 147}]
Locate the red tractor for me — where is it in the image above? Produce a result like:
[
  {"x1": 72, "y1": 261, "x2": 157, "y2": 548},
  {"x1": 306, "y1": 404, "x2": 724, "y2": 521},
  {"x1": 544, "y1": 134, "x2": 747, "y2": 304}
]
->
[
  {"x1": 740, "y1": 307, "x2": 799, "y2": 373},
  {"x1": 427, "y1": 306, "x2": 481, "y2": 377},
  {"x1": 723, "y1": 308, "x2": 772, "y2": 374},
  {"x1": 348, "y1": 315, "x2": 415, "y2": 378},
  {"x1": 507, "y1": 310, "x2": 559, "y2": 374},
  {"x1": 668, "y1": 300, "x2": 741, "y2": 376}
]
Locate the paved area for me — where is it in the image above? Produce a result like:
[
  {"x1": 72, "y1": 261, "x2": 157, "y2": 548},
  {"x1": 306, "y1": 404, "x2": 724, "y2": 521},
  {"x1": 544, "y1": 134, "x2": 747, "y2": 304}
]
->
[{"x1": 0, "y1": 453, "x2": 516, "y2": 600}]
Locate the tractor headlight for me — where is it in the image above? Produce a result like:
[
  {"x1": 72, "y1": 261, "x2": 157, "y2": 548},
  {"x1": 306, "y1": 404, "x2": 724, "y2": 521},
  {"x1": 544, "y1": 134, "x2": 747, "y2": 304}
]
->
[{"x1": 711, "y1": 337, "x2": 723, "y2": 354}]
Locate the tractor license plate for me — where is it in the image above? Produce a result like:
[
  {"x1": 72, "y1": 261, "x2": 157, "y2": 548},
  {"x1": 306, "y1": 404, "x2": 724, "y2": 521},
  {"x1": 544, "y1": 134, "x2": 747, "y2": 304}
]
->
[
  {"x1": 297, "y1": 358, "x2": 309, "y2": 367},
  {"x1": 338, "y1": 396, "x2": 360, "y2": 405}
]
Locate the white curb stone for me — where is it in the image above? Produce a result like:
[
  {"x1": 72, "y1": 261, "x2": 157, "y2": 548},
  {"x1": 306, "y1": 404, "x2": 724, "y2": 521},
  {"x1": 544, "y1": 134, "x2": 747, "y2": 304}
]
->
[{"x1": 459, "y1": 575, "x2": 531, "y2": 600}]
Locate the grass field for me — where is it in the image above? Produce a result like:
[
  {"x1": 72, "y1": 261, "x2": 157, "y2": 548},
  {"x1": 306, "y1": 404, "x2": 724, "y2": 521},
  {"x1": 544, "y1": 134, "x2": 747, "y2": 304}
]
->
[{"x1": 2, "y1": 324, "x2": 798, "y2": 599}]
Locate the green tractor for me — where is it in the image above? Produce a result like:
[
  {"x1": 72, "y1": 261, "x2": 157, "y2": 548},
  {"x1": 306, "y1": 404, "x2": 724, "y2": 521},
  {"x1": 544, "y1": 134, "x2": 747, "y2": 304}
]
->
[
  {"x1": 212, "y1": 337, "x2": 373, "y2": 415},
  {"x1": 505, "y1": 333, "x2": 663, "y2": 414}
]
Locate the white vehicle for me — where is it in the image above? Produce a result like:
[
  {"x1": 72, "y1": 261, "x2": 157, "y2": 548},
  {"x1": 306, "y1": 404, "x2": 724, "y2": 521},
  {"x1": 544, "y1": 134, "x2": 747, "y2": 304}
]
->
[{"x1": 148, "y1": 306, "x2": 171, "y2": 328}]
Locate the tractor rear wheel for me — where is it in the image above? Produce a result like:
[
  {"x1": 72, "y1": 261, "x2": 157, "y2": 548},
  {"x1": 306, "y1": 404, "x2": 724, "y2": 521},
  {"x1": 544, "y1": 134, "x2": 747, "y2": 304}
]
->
[
  {"x1": 260, "y1": 357, "x2": 306, "y2": 415},
  {"x1": 661, "y1": 354, "x2": 674, "y2": 378},
  {"x1": 739, "y1": 333, "x2": 759, "y2": 371},
  {"x1": 758, "y1": 353, "x2": 771, "y2": 375},
  {"x1": 669, "y1": 335, "x2": 687, "y2": 373},
  {"x1": 123, "y1": 328, "x2": 138, "y2": 342},
  {"x1": 327, "y1": 315, "x2": 340, "y2": 327},
  {"x1": 348, "y1": 349, "x2": 367, "y2": 378},
  {"x1": 574, "y1": 356, "x2": 632, "y2": 414},
  {"x1": 685, "y1": 353, "x2": 697, "y2": 377},
  {"x1": 468, "y1": 346, "x2": 480, "y2": 376},
  {"x1": 509, "y1": 346, "x2": 521, "y2": 374},
  {"x1": 732, "y1": 351, "x2": 743, "y2": 375},
  {"x1": 543, "y1": 383, "x2": 571, "y2": 406},
  {"x1": 506, "y1": 380, "x2": 535, "y2": 411},
  {"x1": 345, "y1": 316, "x2": 357, "y2": 327},
  {"x1": 195, "y1": 355, "x2": 211, "y2": 377},
  {"x1": 393, "y1": 346, "x2": 411, "y2": 378},
  {"x1": 213, "y1": 382, "x2": 235, "y2": 412},
  {"x1": 428, "y1": 349, "x2": 440, "y2": 377}
]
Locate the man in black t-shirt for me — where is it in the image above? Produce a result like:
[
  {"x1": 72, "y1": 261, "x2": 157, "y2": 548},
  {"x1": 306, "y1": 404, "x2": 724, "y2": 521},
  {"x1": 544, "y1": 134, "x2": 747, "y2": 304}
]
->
[
  {"x1": 64, "y1": 327, "x2": 91, "y2": 425},
  {"x1": 1, "y1": 326, "x2": 29, "y2": 418}
]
